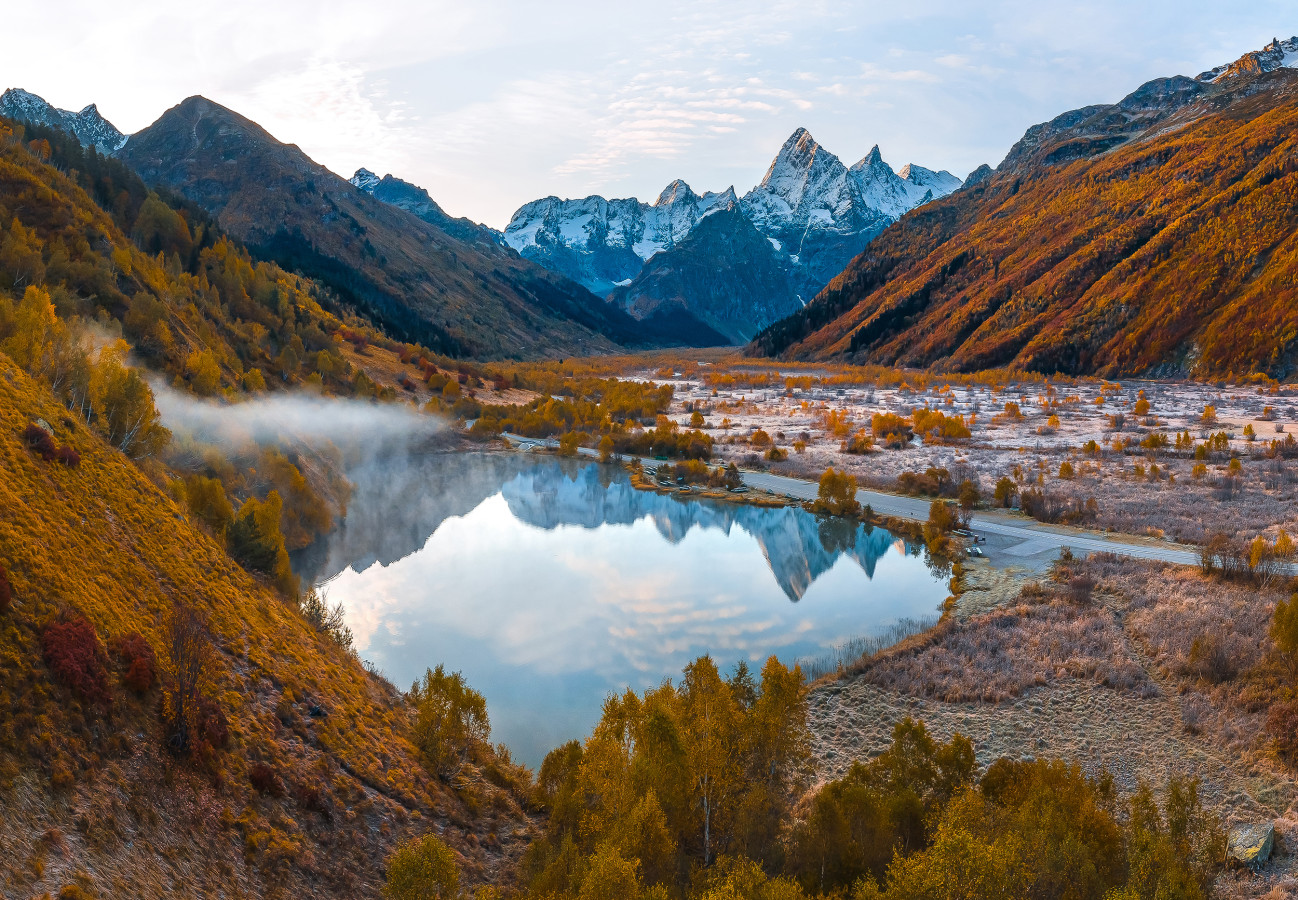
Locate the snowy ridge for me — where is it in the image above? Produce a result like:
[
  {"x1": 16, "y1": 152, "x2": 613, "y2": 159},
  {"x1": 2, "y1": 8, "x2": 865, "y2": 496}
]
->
[
  {"x1": 0, "y1": 88, "x2": 127, "y2": 154},
  {"x1": 504, "y1": 179, "x2": 737, "y2": 264}
]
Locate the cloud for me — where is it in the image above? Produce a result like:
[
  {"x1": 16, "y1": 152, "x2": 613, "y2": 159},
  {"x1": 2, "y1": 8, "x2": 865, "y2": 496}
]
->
[{"x1": 2, "y1": 0, "x2": 1294, "y2": 227}]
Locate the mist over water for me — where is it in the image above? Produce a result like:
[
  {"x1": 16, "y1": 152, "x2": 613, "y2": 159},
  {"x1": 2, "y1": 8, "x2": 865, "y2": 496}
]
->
[
  {"x1": 151, "y1": 384, "x2": 444, "y2": 451},
  {"x1": 301, "y1": 452, "x2": 951, "y2": 767}
]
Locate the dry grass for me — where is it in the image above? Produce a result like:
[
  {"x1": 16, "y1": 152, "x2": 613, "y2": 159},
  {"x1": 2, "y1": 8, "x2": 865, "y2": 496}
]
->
[
  {"x1": 851, "y1": 589, "x2": 1153, "y2": 703},
  {"x1": 1078, "y1": 554, "x2": 1294, "y2": 757}
]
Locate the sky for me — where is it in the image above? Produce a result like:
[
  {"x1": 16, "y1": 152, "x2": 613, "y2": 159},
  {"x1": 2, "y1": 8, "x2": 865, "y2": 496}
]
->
[{"x1": 3, "y1": 2, "x2": 1294, "y2": 229}]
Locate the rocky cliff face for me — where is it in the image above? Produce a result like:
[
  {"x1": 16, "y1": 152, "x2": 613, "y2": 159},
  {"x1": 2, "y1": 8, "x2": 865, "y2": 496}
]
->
[{"x1": 0, "y1": 88, "x2": 127, "y2": 154}]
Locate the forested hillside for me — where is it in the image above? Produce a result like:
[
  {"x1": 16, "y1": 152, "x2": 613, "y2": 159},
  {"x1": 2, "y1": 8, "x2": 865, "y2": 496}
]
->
[
  {"x1": 751, "y1": 65, "x2": 1298, "y2": 378},
  {"x1": 118, "y1": 97, "x2": 655, "y2": 360}
]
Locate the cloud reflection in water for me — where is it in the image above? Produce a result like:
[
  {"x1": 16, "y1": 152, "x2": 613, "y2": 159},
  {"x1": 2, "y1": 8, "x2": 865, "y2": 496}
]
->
[{"x1": 302, "y1": 454, "x2": 949, "y2": 765}]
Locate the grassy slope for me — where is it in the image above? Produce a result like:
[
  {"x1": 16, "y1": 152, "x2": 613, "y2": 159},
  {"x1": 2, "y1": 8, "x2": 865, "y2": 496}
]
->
[
  {"x1": 754, "y1": 69, "x2": 1298, "y2": 378},
  {"x1": 0, "y1": 355, "x2": 529, "y2": 898}
]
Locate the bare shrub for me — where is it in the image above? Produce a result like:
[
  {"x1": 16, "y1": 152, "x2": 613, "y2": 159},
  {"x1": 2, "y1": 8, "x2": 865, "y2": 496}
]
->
[
  {"x1": 162, "y1": 603, "x2": 218, "y2": 755},
  {"x1": 1067, "y1": 575, "x2": 1097, "y2": 605},
  {"x1": 54, "y1": 445, "x2": 80, "y2": 467},
  {"x1": 114, "y1": 632, "x2": 157, "y2": 693},
  {"x1": 1184, "y1": 633, "x2": 1236, "y2": 684},
  {"x1": 294, "y1": 780, "x2": 333, "y2": 820},
  {"x1": 1021, "y1": 489, "x2": 1097, "y2": 525},
  {"x1": 1266, "y1": 701, "x2": 1298, "y2": 760},
  {"x1": 23, "y1": 422, "x2": 57, "y2": 460},
  {"x1": 0, "y1": 564, "x2": 10, "y2": 615}
]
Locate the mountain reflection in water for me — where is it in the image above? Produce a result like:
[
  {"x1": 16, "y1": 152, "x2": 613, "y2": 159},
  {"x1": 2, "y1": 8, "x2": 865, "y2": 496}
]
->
[{"x1": 294, "y1": 452, "x2": 949, "y2": 765}]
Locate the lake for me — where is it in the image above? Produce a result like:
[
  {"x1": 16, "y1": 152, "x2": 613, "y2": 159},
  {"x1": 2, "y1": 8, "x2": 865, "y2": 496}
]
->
[{"x1": 294, "y1": 451, "x2": 951, "y2": 766}]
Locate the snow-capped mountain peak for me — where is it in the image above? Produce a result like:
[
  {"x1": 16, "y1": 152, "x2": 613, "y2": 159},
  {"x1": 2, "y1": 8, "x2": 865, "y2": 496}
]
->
[
  {"x1": 349, "y1": 167, "x2": 381, "y2": 193},
  {"x1": 0, "y1": 88, "x2": 127, "y2": 154},
  {"x1": 655, "y1": 178, "x2": 699, "y2": 207}
]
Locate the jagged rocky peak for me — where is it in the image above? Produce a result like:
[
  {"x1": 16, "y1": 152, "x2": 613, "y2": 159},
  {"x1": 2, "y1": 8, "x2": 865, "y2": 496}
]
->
[
  {"x1": 753, "y1": 127, "x2": 848, "y2": 202},
  {"x1": 655, "y1": 178, "x2": 698, "y2": 206},
  {"x1": 963, "y1": 164, "x2": 994, "y2": 187},
  {"x1": 1198, "y1": 36, "x2": 1298, "y2": 83},
  {"x1": 0, "y1": 87, "x2": 128, "y2": 154}
]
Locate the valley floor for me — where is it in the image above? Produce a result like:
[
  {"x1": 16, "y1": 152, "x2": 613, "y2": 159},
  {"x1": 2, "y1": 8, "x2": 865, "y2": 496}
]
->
[{"x1": 806, "y1": 555, "x2": 1298, "y2": 896}]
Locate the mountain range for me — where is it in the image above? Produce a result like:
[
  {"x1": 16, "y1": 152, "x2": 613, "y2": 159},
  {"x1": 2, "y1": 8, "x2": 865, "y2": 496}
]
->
[
  {"x1": 751, "y1": 36, "x2": 1298, "y2": 379},
  {"x1": 496, "y1": 130, "x2": 964, "y2": 343},
  {"x1": 1, "y1": 91, "x2": 670, "y2": 360},
  {"x1": 297, "y1": 452, "x2": 906, "y2": 603},
  {"x1": 6, "y1": 34, "x2": 1298, "y2": 373}
]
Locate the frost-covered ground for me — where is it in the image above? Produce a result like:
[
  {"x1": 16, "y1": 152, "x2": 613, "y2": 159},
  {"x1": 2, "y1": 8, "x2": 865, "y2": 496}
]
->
[{"x1": 649, "y1": 372, "x2": 1298, "y2": 545}]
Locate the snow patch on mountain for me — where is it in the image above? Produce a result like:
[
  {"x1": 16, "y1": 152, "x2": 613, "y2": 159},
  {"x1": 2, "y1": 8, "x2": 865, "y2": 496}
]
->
[{"x1": 0, "y1": 88, "x2": 127, "y2": 154}]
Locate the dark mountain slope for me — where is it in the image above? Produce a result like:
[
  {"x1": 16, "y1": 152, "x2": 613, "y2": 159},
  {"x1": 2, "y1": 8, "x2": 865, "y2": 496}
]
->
[
  {"x1": 608, "y1": 206, "x2": 799, "y2": 344},
  {"x1": 753, "y1": 52, "x2": 1298, "y2": 378},
  {"x1": 118, "y1": 97, "x2": 648, "y2": 359}
]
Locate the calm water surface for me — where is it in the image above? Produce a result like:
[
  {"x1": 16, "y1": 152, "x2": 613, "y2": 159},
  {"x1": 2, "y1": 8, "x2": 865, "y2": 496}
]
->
[{"x1": 294, "y1": 452, "x2": 949, "y2": 766}]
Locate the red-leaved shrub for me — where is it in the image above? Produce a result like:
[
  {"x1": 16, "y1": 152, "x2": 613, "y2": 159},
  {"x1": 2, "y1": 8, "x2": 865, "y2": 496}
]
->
[
  {"x1": 115, "y1": 632, "x2": 157, "y2": 693},
  {"x1": 55, "y1": 445, "x2": 81, "y2": 468},
  {"x1": 198, "y1": 698, "x2": 229, "y2": 750},
  {"x1": 249, "y1": 761, "x2": 285, "y2": 797},
  {"x1": 0, "y1": 564, "x2": 10, "y2": 615},
  {"x1": 23, "y1": 423, "x2": 57, "y2": 460},
  {"x1": 41, "y1": 615, "x2": 111, "y2": 706}
]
